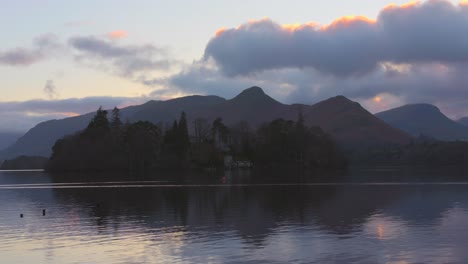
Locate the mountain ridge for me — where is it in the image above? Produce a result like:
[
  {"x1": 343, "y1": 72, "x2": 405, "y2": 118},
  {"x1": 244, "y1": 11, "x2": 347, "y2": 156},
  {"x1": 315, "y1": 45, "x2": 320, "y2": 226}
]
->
[
  {"x1": 1, "y1": 87, "x2": 413, "y2": 159},
  {"x1": 458, "y1": 117, "x2": 468, "y2": 127},
  {"x1": 306, "y1": 96, "x2": 411, "y2": 146},
  {"x1": 376, "y1": 103, "x2": 468, "y2": 141}
]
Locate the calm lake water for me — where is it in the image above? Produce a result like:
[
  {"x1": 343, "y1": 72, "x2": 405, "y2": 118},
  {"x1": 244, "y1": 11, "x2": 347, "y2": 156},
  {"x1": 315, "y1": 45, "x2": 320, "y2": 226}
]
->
[{"x1": 2, "y1": 168, "x2": 468, "y2": 263}]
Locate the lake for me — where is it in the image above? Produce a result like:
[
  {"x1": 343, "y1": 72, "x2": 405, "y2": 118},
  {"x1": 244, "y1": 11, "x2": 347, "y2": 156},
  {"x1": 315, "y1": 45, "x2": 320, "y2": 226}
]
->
[{"x1": 1, "y1": 168, "x2": 468, "y2": 263}]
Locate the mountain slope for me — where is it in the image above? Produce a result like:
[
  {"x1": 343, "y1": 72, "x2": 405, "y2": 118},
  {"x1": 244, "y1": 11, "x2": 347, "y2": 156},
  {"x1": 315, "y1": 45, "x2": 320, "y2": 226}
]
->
[
  {"x1": 1, "y1": 114, "x2": 95, "y2": 159},
  {"x1": 205, "y1": 86, "x2": 295, "y2": 126},
  {"x1": 0, "y1": 132, "x2": 22, "y2": 151},
  {"x1": 0, "y1": 103, "x2": 153, "y2": 160},
  {"x1": 131, "y1": 95, "x2": 226, "y2": 126},
  {"x1": 1, "y1": 87, "x2": 414, "y2": 159},
  {"x1": 458, "y1": 117, "x2": 468, "y2": 127},
  {"x1": 305, "y1": 96, "x2": 412, "y2": 146},
  {"x1": 376, "y1": 104, "x2": 468, "y2": 141}
]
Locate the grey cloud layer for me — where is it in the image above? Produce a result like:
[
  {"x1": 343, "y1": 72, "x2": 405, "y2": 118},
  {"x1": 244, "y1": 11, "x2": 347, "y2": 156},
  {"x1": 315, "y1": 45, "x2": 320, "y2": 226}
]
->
[
  {"x1": 164, "y1": 60, "x2": 468, "y2": 118},
  {"x1": 0, "y1": 96, "x2": 146, "y2": 132},
  {"x1": 0, "y1": 96, "x2": 145, "y2": 115},
  {"x1": 69, "y1": 36, "x2": 173, "y2": 78},
  {"x1": 1, "y1": 33, "x2": 175, "y2": 85},
  {"x1": 204, "y1": 0, "x2": 468, "y2": 77},
  {"x1": 0, "y1": 34, "x2": 61, "y2": 66}
]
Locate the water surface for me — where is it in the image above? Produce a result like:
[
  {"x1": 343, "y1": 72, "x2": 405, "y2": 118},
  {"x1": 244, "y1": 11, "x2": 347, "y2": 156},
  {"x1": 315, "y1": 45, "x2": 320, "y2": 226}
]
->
[{"x1": 1, "y1": 169, "x2": 468, "y2": 263}]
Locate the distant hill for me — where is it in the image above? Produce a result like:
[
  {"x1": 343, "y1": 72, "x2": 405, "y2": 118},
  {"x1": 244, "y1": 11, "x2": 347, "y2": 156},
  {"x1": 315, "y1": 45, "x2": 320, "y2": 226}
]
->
[
  {"x1": 0, "y1": 132, "x2": 22, "y2": 151},
  {"x1": 0, "y1": 103, "x2": 152, "y2": 160},
  {"x1": 0, "y1": 114, "x2": 95, "y2": 160},
  {"x1": 306, "y1": 96, "x2": 412, "y2": 147},
  {"x1": 0, "y1": 87, "x2": 413, "y2": 159},
  {"x1": 459, "y1": 117, "x2": 468, "y2": 127},
  {"x1": 376, "y1": 104, "x2": 468, "y2": 141}
]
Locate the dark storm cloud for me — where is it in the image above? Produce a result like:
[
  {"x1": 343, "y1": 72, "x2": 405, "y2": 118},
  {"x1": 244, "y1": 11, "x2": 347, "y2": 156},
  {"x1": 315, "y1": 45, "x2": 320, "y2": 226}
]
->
[
  {"x1": 0, "y1": 34, "x2": 61, "y2": 66},
  {"x1": 204, "y1": 0, "x2": 468, "y2": 77},
  {"x1": 168, "y1": 62, "x2": 254, "y2": 97},
  {"x1": 69, "y1": 36, "x2": 172, "y2": 78}
]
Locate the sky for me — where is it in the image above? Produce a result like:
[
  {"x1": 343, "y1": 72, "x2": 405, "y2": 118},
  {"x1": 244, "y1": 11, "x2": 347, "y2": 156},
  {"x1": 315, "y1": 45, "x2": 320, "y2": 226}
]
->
[{"x1": 1, "y1": 0, "x2": 468, "y2": 132}]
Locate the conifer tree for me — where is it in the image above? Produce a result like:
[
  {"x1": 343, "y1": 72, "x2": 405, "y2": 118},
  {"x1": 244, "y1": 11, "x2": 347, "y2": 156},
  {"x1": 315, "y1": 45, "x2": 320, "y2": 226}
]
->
[{"x1": 110, "y1": 107, "x2": 123, "y2": 132}]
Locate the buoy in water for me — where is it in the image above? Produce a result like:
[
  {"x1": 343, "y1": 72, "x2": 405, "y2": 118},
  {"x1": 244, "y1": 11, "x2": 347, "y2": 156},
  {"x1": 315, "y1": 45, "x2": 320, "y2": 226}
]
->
[
  {"x1": 42, "y1": 209, "x2": 46, "y2": 216},
  {"x1": 20, "y1": 214, "x2": 23, "y2": 218}
]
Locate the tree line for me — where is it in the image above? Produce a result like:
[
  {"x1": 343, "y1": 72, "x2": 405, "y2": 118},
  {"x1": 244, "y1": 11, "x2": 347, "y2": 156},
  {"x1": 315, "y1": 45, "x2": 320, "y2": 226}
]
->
[
  {"x1": 350, "y1": 135, "x2": 468, "y2": 167},
  {"x1": 46, "y1": 107, "x2": 347, "y2": 173}
]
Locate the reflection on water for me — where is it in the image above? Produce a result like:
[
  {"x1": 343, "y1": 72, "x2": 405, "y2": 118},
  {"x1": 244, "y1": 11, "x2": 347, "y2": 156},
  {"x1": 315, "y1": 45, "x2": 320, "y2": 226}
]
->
[{"x1": 1, "y1": 169, "x2": 468, "y2": 263}]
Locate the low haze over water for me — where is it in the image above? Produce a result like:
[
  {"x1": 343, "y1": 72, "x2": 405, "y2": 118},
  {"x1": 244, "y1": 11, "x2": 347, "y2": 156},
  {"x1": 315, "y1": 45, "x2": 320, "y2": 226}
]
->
[{"x1": 1, "y1": 169, "x2": 468, "y2": 263}]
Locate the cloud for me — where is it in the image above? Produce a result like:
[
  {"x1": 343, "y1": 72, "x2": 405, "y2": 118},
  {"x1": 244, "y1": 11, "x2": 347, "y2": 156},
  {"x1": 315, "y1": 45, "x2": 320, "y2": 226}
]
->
[
  {"x1": 0, "y1": 96, "x2": 147, "y2": 132},
  {"x1": 160, "y1": 58, "x2": 468, "y2": 119},
  {"x1": 0, "y1": 48, "x2": 43, "y2": 66},
  {"x1": 106, "y1": 30, "x2": 128, "y2": 40},
  {"x1": 43, "y1": 80, "x2": 59, "y2": 99},
  {"x1": 204, "y1": 0, "x2": 468, "y2": 77},
  {"x1": 1, "y1": 32, "x2": 177, "y2": 86},
  {"x1": 69, "y1": 35, "x2": 173, "y2": 79},
  {"x1": 0, "y1": 34, "x2": 61, "y2": 66}
]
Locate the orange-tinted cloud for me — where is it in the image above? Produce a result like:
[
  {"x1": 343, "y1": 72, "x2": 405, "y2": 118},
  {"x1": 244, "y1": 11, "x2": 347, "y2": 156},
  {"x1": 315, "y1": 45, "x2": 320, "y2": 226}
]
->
[
  {"x1": 106, "y1": 30, "x2": 128, "y2": 40},
  {"x1": 24, "y1": 111, "x2": 80, "y2": 117},
  {"x1": 321, "y1": 15, "x2": 376, "y2": 31},
  {"x1": 383, "y1": 1, "x2": 421, "y2": 11},
  {"x1": 215, "y1": 27, "x2": 227, "y2": 37},
  {"x1": 205, "y1": 0, "x2": 468, "y2": 77},
  {"x1": 282, "y1": 22, "x2": 318, "y2": 32}
]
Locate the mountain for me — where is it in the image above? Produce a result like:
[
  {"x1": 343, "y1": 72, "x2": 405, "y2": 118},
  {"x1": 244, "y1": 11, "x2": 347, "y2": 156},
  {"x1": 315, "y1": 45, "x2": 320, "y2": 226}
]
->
[
  {"x1": 376, "y1": 104, "x2": 468, "y2": 141},
  {"x1": 131, "y1": 95, "x2": 226, "y2": 126},
  {"x1": 0, "y1": 132, "x2": 22, "y2": 151},
  {"x1": 131, "y1": 87, "x2": 293, "y2": 127},
  {"x1": 0, "y1": 114, "x2": 95, "y2": 160},
  {"x1": 0, "y1": 87, "x2": 413, "y2": 159},
  {"x1": 305, "y1": 96, "x2": 412, "y2": 147},
  {"x1": 458, "y1": 117, "x2": 468, "y2": 127},
  {"x1": 204, "y1": 86, "x2": 295, "y2": 125}
]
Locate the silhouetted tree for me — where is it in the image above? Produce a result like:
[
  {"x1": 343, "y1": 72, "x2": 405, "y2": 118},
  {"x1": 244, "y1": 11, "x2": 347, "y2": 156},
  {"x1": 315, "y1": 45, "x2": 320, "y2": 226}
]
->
[
  {"x1": 46, "y1": 108, "x2": 348, "y2": 173},
  {"x1": 212, "y1": 118, "x2": 230, "y2": 150},
  {"x1": 125, "y1": 121, "x2": 161, "y2": 174},
  {"x1": 193, "y1": 118, "x2": 211, "y2": 143},
  {"x1": 86, "y1": 106, "x2": 110, "y2": 132},
  {"x1": 176, "y1": 112, "x2": 190, "y2": 158},
  {"x1": 229, "y1": 121, "x2": 255, "y2": 160},
  {"x1": 111, "y1": 107, "x2": 123, "y2": 132},
  {"x1": 254, "y1": 118, "x2": 346, "y2": 168},
  {"x1": 160, "y1": 112, "x2": 192, "y2": 168}
]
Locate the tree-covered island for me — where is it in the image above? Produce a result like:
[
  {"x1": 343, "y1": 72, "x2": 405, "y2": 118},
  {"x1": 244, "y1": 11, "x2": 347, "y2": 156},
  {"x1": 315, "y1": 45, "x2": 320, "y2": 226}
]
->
[{"x1": 45, "y1": 107, "x2": 346, "y2": 173}]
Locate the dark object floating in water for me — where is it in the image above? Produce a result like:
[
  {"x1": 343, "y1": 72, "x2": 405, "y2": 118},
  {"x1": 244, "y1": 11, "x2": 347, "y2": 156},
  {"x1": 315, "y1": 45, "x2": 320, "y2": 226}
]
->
[
  {"x1": 20, "y1": 214, "x2": 23, "y2": 218},
  {"x1": 42, "y1": 209, "x2": 46, "y2": 216}
]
